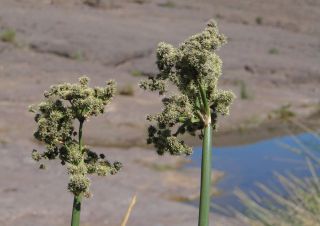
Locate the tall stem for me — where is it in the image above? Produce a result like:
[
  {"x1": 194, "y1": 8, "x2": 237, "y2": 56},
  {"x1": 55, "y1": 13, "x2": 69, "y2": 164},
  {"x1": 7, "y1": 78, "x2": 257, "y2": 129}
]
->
[
  {"x1": 198, "y1": 124, "x2": 212, "y2": 226},
  {"x1": 197, "y1": 80, "x2": 212, "y2": 226},
  {"x1": 71, "y1": 194, "x2": 82, "y2": 226},
  {"x1": 78, "y1": 119, "x2": 84, "y2": 150},
  {"x1": 197, "y1": 79, "x2": 210, "y2": 116},
  {"x1": 71, "y1": 119, "x2": 84, "y2": 226}
]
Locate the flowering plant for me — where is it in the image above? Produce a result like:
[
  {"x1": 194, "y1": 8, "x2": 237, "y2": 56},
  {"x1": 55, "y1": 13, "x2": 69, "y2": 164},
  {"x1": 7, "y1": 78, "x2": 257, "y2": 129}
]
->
[
  {"x1": 30, "y1": 76, "x2": 121, "y2": 226},
  {"x1": 140, "y1": 21, "x2": 235, "y2": 226}
]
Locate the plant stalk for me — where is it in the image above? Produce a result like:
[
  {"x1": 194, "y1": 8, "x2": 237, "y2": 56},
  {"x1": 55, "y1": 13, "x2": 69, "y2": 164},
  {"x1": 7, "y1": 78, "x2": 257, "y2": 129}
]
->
[
  {"x1": 198, "y1": 122, "x2": 212, "y2": 226},
  {"x1": 71, "y1": 119, "x2": 84, "y2": 226},
  {"x1": 78, "y1": 119, "x2": 84, "y2": 149},
  {"x1": 198, "y1": 80, "x2": 210, "y2": 116},
  {"x1": 71, "y1": 194, "x2": 82, "y2": 226}
]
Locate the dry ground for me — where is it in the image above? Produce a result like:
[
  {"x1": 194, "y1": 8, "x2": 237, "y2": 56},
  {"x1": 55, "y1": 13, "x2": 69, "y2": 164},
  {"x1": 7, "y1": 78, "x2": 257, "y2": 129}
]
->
[{"x1": 0, "y1": 0, "x2": 319, "y2": 225}]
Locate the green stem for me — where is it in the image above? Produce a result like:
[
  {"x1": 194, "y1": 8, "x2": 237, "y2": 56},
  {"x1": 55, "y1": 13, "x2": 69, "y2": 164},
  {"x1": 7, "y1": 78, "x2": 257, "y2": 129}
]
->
[
  {"x1": 196, "y1": 81, "x2": 213, "y2": 226},
  {"x1": 198, "y1": 121, "x2": 212, "y2": 226},
  {"x1": 71, "y1": 119, "x2": 84, "y2": 226},
  {"x1": 78, "y1": 119, "x2": 84, "y2": 150},
  {"x1": 198, "y1": 80, "x2": 210, "y2": 116},
  {"x1": 71, "y1": 194, "x2": 82, "y2": 226}
]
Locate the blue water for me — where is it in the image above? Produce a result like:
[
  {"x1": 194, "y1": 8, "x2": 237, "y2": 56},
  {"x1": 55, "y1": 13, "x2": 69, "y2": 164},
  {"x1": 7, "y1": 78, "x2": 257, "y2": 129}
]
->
[{"x1": 187, "y1": 132, "x2": 320, "y2": 212}]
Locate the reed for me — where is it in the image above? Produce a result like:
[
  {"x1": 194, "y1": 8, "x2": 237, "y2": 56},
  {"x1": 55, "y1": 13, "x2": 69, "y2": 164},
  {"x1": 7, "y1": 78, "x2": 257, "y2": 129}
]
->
[
  {"x1": 30, "y1": 76, "x2": 122, "y2": 226},
  {"x1": 140, "y1": 20, "x2": 235, "y2": 226}
]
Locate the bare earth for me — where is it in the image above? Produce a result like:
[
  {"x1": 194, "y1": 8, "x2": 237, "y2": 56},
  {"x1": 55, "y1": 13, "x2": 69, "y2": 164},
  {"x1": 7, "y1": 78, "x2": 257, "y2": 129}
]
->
[{"x1": 0, "y1": 0, "x2": 319, "y2": 225}]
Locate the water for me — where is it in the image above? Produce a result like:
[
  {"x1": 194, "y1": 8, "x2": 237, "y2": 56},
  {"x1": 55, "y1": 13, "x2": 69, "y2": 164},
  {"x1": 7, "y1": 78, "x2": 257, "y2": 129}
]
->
[{"x1": 186, "y1": 132, "x2": 320, "y2": 213}]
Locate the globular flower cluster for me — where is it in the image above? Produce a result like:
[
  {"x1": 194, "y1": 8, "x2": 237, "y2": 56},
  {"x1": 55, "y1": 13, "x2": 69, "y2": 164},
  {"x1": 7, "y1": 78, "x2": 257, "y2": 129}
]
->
[
  {"x1": 140, "y1": 20, "x2": 235, "y2": 156},
  {"x1": 30, "y1": 76, "x2": 121, "y2": 197}
]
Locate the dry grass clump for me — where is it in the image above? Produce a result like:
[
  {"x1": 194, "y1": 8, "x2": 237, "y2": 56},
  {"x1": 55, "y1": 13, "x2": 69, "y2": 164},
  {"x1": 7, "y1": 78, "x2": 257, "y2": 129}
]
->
[
  {"x1": 118, "y1": 84, "x2": 135, "y2": 96},
  {"x1": 235, "y1": 125, "x2": 320, "y2": 226},
  {"x1": 0, "y1": 28, "x2": 16, "y2": 43}
]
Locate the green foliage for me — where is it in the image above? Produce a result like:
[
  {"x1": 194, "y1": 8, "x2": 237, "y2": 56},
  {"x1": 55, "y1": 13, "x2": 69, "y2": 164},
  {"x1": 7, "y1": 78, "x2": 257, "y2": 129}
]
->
[
  {"x1": 158, "y1": 1, "x2": 176, "y2": 8},
  {"x1": 140, "y1": 20, "x2": 235, "y2": 156},
  {"x1": 30, "y1": 76, "x2": 121, "y2": 197},
  {"x1": 269, "y1": 104, "x2": 295, "y2": 121},
  {"x1": 83, "y1": 0, "x2": 101, "y2": 7},
  {"x1": 83, "y1": 0, "x2": 119, "y2": 9},
  {"x1": 269, "y1": 48, "x2": 279, "y2": 54},
  {"x1": 0, "y1": 28, "x2": 16, "y2": 43},
  {"x1": 71, "y1": 50, "x2": 85, "y2": 61},
  {"x1": 132, "y1": 0, "x2": 148, "y2": 4},
  {"x1": 131, "y1": 70, "x2": 142, "y2": 77},
  {"x1": 130, "y1": 70, "x2": 156, "y2": 78},
  {"x1": 239, "y1": 80, "x2": 253, "y2": 100},
  {"x1": 255, "y1": 17, "x2": 263, "y2": 25}
]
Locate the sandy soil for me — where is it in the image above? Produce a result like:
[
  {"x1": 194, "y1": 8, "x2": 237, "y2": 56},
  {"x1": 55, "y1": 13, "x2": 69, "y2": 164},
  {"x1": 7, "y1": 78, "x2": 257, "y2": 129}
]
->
[{"x1": 0, "y1": 0, "x2": 319, "y2": 225}]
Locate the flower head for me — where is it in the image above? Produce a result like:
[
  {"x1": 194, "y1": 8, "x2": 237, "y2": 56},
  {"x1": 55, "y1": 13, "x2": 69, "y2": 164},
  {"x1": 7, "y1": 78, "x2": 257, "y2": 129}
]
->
[
  {"x1": 30, "y1": 76, "x2": 121, "y2": 196},
  {"x1": 140, "y1": 20, "x2": 235, "y2": 156}
]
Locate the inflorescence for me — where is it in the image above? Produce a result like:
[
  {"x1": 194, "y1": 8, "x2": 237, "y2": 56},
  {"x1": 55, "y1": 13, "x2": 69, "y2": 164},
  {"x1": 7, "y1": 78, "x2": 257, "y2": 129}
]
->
[
  {"x1": 30, "y1": 76, "x2": 122, "y2": 197},
  {"x1": 140, "y1": 20, "x2": 235, "y2": 156}
]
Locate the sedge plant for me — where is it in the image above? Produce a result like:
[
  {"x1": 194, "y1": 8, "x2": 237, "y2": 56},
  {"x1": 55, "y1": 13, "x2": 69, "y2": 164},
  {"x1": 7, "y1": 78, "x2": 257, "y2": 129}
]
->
[
  {"x1": 235, "y1": 125, "x2": 320, "y2": 226},
  {"x1": 140, "y1": 20, "x2": 235, "y2": 226},
  {"x1": 29, "y1": 76, "x2": 122, "y2": 226}
]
